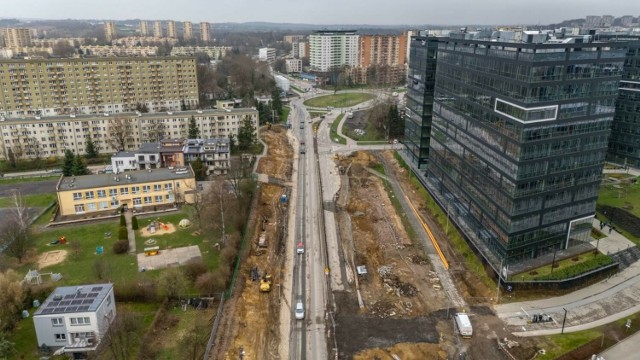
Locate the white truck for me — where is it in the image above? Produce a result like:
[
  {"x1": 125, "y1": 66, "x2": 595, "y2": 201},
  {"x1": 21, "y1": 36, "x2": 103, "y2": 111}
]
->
[{"x1": 454, "y1": 313, "x2": 473, "y2": 338}]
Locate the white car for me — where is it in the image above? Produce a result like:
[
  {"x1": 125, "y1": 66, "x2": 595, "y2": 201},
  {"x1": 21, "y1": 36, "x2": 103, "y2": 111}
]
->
[
  {"x1": 296, "y1": 242, "x2": 304, "y2": 254},
  {"x1": 295, "y1": 301, "x2": 305, "y2": 320}
]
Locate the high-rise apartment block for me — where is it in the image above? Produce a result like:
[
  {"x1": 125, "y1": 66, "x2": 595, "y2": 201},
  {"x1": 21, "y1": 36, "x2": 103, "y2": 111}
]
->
[
  {"x1": 0, "y1": 56, "x2": 198, "y2": 119},
  {"x1": 358, "y1": 34, "x2": 407, "y2": 68},
  {"x1": 284, "y1": 35, "x2": 305, "y2": 44},
  {"x1": 291, "y1": 41, "x2": 308, "y2": 58},
  {"x1": 103, "y1": 21, "x2": 117, "y2": 42},
  {"x1": 139, "y1": 21, "x2": 148, "y2": 36},
  {"x1": 153, "y1": 21, "x2": 163, "y2": 38},
  {"x1": 2, "y1": 28, "x2": 33, "y2": 48},
  {"x1": 200, "y1": 22, "x2": 211, "y2": 43},
  {"x1": 585, "y1": 16, "x2": 602, "y2": 28},
  {"x1": 140, "y1": 20, "x2": 149, "y2": 36},
  {"x1": 405, "y1": 30, "x2": 627, "y2": 272},
  {"x1": 309, "y1": 30, "x2": 359, "y2": 72},
  {"x1": 601, "y1": 15, "x2": 615, "y2": 27},
  {"x1": 258, "y1": 48, "x2": 276, "y2": 63},
  {"x1": 183, "y1": 21, "x2": 193, "y2": 40},
  {"x1": 620, "y1": 16, "x2": 635, "y2": 27},
  {"x1": 166, "y1": 20, "x2": 177, "y2": 39}
]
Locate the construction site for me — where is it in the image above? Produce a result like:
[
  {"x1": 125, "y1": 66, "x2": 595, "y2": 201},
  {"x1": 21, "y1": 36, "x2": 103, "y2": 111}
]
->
[
  {"x1": 211, "y1": 126, "x2": 293, "y2": 360},
  {"x1": 330, "y1": 151, "x2": 539, "y2": 359}
]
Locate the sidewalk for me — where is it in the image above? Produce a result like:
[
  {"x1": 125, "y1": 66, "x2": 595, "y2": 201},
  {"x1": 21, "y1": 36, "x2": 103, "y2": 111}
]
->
[
  {"x1": 598, "y1": 329, "x2": 640, "y2": 360},
  {"x1": 592, "y1": 218, "x2": 636, "y2": 255},
  {"x1": 124, "y1": 211, "x2": 137, "y2": 255}
]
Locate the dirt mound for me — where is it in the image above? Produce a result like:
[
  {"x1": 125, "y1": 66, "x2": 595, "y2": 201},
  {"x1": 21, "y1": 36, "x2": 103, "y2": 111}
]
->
[{"x1": 256, "y1": 126, "x2": 293, "y2": 180}]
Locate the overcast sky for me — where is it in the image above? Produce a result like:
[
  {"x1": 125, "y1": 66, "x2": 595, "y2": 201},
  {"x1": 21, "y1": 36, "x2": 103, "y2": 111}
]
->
[{"x1": 3, "y1": 0, "x2": 639, "y2": 25}]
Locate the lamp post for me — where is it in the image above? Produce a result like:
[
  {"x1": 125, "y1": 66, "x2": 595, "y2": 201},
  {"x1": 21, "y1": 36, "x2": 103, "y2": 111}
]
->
[{"x1": 561, "y1": 308, "x2": 568, "y2": 334}]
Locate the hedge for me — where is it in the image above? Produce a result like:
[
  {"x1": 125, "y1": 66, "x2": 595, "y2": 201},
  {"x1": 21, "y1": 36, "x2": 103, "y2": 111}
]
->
[
  {"x1": 131, "y1": 216, "x2": 139, "y2": 230},
  {"x1": 534, "y1": 256, "x2": 614, "y2": 281}
]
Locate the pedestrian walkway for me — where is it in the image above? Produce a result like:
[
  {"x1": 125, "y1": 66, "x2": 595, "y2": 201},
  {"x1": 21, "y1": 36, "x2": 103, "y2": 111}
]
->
[
  {"x1": 124, "y1": 211, "x2": 137, "y2": 255},
  {"x1": 592, "y1": 218, "x2": 636, "y2": 255},
  {"x1": 598, "y1": 329, "x2": 640, "y2": 360}
]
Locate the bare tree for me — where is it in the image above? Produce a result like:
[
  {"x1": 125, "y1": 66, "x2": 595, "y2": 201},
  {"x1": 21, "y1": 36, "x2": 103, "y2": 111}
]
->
[
  {"x1": 226, "y1": 156, "x2": 252, "y2": 199},
  {"x1": 146, "y1": 122, "x2": 165, "y2": 142},
  {"x1": 157, "y1": 268, "x2": 188, "y2": 300},
  {"x1": 0, "y1": 193, "x2": 33, "y2": 263},
  {"x1": 27, "y1": 137, "x2": 44, "y2": 168},
  {"x1": 52, "y1": 40, "x2": 76, "y2": 57},
  {"x1": 101, "y1": 309, "x2": 140, "y2": 360},
  {"x1": 106, "y1": 117, "x2": 134, "y2": 151},
  {"x1": 0, "y1": 269, "x2": 26, "y2": 332}
]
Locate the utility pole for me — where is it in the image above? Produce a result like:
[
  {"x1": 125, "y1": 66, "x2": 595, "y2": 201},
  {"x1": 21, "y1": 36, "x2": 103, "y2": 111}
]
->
[
  {"x1": 496, "y1": 257, "x2": 504, "y2": 303},
  {"x1": 561, "y1": 308, "x2": 568, "y2": 334}
]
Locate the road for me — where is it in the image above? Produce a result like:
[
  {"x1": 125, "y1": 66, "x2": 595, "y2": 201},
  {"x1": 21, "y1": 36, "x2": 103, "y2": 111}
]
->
[
  {"x1": 289, "y1": 98, "x2": 328, "y2": 360},
  {"x1": 598, "y1": 329, "x2": 640, "y2": 360}
]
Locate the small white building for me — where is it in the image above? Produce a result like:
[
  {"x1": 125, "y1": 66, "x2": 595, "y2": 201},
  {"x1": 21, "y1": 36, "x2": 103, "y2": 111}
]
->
[
  {"x1": 110, "y1": 151, "x2": 137, "y2": 173},
  {"x1": 275, "y1": 75, "x2": 290, "y2": 92},
  {"x1": 285, "y1": 58, "x2": 302, "y2": 73},
  {"x1": 203, "y1": 138, "x2": 230, "y2": 175},
  {"x1": 258, "y1": 47, "x2": 276, "y2": 63},
  {"x1": 33, "y1": 284, "x2": 116, "y2": 358}
]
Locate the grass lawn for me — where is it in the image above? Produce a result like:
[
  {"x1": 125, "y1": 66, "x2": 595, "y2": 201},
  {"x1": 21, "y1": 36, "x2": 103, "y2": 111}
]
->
[
  {"x1": 0, "y1": 175, "x2": 59, "y2": 185},
  {"x1": 344, "y1": 120, "x2": 385, "y2": 142},
  {"x1": 151, "y1": 307, "x2": 210, "y2": 359},
  {"x1": 0, "y1": 193, "x2": 56, "y2": 208},
  {"x1": 597, "y1": 177, "x2": 640, "y2": 218},
  {"x1": 135, "y1": 210, "x2": 221, "y2": 270},
  {"x1": 281, "y1": 106, "x2": 290, "y2": 124},
  {"x1": 537, "y1": 329, "x2": 602, "y2": 360},
  {"x1": 309, "y1": 111, "x2": 327, "y2": 119},
  {"x1": 329, "y1": 114, "x2": 347, "y2": 145},
  {"x1": 303, "y1": 93, "x2": 374, "y2": 108},
  {"x1": 512, "y1": 252, "x2": 612, "y2": 281}
]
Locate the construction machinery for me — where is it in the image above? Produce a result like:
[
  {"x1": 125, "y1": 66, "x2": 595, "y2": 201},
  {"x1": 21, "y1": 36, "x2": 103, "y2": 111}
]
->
[{"x1": 259, "y1": 274, "x2": 272, "y2": 292}]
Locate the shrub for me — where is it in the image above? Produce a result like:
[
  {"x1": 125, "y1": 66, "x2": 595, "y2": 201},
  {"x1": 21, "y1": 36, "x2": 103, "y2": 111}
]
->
[
  {"x1": 195, "y1": 271, "x2": 226, "y2": 295},
  {"x1": 120, "y1": 214, "x2": 126, "y2": 227},
  {"x1": 114, "y1": 277, "x2": 158, "y2": 302},
  {"x1": 131, "y1": 216, "x2": 139, "y2": 230},
  {"x1": 220, "y1": 245, "x2": 238, "y2": 266},
  {"x1": 113, "y1": 239, "x2": 130, "y2": 254},
  {"x1": 184, "y1": 259, "x2": 208, "y2": 282},
  {"x1": 534, "y1": 256, "x2": 614, "y2": 281},
  {"x1": 118, "y1": 226, "x2": 128, "y2": 240}
]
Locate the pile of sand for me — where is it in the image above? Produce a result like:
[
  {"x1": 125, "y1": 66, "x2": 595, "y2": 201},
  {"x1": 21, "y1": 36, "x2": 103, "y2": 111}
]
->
[
  {"x1": 140, "y1": 222, "x2": 177, "y2": 237},
  {"x1": 38, "y1": 250, "x2": 68, "y2": 269}
]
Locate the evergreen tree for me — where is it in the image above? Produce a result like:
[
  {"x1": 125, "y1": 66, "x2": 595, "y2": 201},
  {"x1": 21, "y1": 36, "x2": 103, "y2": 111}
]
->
[
  {"x1": 7, "y1": 148, "x2": 16, "y2": 168},
  {"x1": 72, "y1": 154, "x2": 89, "y2": 176},
  {"x1": 85, "y1": 138, "x2": 99, "y2": 159},
  {"x1": 237, "y1": 116, "x2": 256, "y2": 151},
  {"x1": 228, "y1": 135, "x2": 236, "y2": 153},
  {"x1": 62, "y1": 149, "x2": 75, "y2": 176},
  {"x1": 191, "y1": 158, "x2": 205, "y2": 181},
  {"x1": 188, "y1": 116, "x2": 200, "y2": 139},
  {"x1": 388, "y1": 105, "x2": 404, "y2": 140}
]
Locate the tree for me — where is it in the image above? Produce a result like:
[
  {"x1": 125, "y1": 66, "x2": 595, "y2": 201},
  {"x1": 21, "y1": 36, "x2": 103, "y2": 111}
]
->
[
  {"x1": 158, "y1": 268, "x2": 188, "y2": 300},
  {"x1": 228, "y1": 135, "x2": 236, "y2": 153},
  {"x1": 177, "y1": 316, "x2": 210, "y2": 360},
  {"x1": 103, "y1": 310, "x2": 140, "y2": 360},
  {"x1": 135, "y1": 103, "x2": 149, "y2": 113},
  {"x1": 388, "y1": 104, "x2": 404, "y2": 140},
  {"x1": 188, "y1": 116, "x2": 200, "y2": 139},
  {"x1": 72, "y1": 154, "x2": 90, "y2": 176},
  {"x1": 190, "y1": 158, "x2": 205, "y2": 181},
  {"x1": 0, "y1": 269, "x2": 26, "y2": 332},
  {"x1": 62, "y1": 149, "x2": 75, "y2": 176},
  {"x1": 27, "y1": 138, "x2": 44, "y2": 169},
  {"x1": 131, "y1": 216, "x2": 139, "y2": 230},
  {"x1": 106, "y1": 118, "x2": 133, "y2": 151},
  {"x1": 271, "y1": 88, "x2": 283, "y2": 121},
  {"x1": 85, "y1": 138, "x2": 99, "y2": 159},
  {"x1": 0, "y1": 331, "x2": 16, "y2": 359},
  {"x1": 226, "y1": 156, "x2": 253, "y2": 200},
  {"x1": 6, "y1": 148, "x2": 16, "y2": 169},
  {"x1": 146, "y1": 122, "x2": 165, "y2": 142},
  {"x1": 0, "y1": 193, "x2": 34, "y2": 263},
  {"x1": 52, "y1": 40, "x2": 75, "y2": 57},
  {"x1": 237, "y1": 116, "x2": 257, "y2": 151}
]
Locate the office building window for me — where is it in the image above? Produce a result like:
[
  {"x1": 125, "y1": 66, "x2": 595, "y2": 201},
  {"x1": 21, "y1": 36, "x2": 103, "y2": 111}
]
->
[
  {"x1": 73, "y1": 192, "x2": 82, "y2": 200},
  {"x1": 154, "y1": 195, "x2": 163, "y2": 203},
  {"x1": 85, "y1": 191, "x2": 95, "y2": 199},
  {"x1": 154, "y1": 184, "x2": 161, "y2": 191},
  {"x1": 97, "y1": 190, "x2": 106, "y2": 198},
  {"x1": 109, "y1": 188, "x2": 117, "y2": 197},
  {"x1": 120, "y1": 187, "x2": 129, "y2": 195},
  {"x1": 132, "y1": 186, "x2": 140, "y2": 194},
  {"x1": 143, "y1": 185, "x2": 150, "y2": 193}
]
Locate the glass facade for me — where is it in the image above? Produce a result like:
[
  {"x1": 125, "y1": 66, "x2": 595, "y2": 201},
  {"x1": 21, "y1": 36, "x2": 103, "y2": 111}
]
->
[
  {"x1": 424, "y1": 36, "x2": 625, "y2": 271},
  {"x1": 404, "y1": 36, "x2": 439, "y2": 170},
  {"x1": 607, "y1": 40, "x2": 640, "y2": 167}
]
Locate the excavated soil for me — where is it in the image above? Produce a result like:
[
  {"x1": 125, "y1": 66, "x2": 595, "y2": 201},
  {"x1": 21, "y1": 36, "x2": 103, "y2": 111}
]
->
[{"x1": 256, "y1": 126, "x2": 293, "y2": 180}]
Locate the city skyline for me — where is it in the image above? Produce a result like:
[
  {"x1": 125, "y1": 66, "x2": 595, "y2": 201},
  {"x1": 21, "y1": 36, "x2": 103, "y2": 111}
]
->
[{"x1": 1, "y1": 0, "x2": 638, "y2": 26}]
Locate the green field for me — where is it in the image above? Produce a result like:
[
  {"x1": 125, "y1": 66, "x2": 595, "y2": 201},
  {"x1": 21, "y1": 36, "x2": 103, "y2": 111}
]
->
[
  {"x1": 344, "y1": 120, "x2": 385, "y2": 142},
  {"x1": 329, "y1": 114, "x2": 347, "y2": 145},
  {"x1": 597, "y1": 176, "x2": 640, "y2": 218},
  {"x1": 303, "y1": 93, "x2": 374, "y2": 108},
  {"x1": 281, "y1": 105, "x2": 290, "y2": 124}
]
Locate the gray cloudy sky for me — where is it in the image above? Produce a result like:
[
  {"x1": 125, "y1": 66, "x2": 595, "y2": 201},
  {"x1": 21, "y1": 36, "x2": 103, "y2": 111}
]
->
[{"x1": 3, "y1": 0, "x2": 639, "y2": 25}]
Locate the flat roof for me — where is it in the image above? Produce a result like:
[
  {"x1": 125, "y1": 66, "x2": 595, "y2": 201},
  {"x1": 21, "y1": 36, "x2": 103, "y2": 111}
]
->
[
  {"x1": 57, "y1": 167, "x2": 193, "y2": 192},
  {"x1": 34, "y1": 284, "x2": 113, "y2": 316}
]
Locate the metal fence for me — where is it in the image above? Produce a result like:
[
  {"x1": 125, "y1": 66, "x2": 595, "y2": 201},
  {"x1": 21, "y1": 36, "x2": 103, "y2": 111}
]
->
[{"x1": 202, "y1": 295, "x2": 225, "y2": 360}]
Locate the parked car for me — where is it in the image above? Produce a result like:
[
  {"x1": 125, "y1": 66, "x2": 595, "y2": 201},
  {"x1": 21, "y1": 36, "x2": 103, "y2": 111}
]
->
[{"x1": 295, "y1": 301, "x2": 305, "y2": 320}]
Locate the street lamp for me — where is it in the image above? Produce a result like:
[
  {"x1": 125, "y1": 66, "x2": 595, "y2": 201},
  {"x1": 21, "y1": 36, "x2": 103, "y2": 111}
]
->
[{"x1": 561, "y1": 308, "x2": 568, "y2": 334}]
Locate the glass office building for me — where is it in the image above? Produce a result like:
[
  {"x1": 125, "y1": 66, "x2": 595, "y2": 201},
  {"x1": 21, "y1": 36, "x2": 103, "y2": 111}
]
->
[
  {"x1": 404, "y1": 35, "x2": 440, "y2": 170},
  {"x1": 425, "y1": 31, "x2": 626, "y2": 271},
  {"x1": 607, "y1": 39, "x2": 640, "y2": 167}
]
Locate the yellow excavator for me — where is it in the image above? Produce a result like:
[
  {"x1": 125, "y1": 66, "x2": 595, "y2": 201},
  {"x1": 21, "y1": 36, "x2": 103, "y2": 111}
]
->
[{"x1": 259, "y1": 274, "x2": 272, "y2": 292}]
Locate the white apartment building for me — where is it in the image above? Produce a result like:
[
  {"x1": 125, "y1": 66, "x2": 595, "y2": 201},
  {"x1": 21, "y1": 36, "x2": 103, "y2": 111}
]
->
[
  {"x1": 0, "y1": 47, "x2": 52, "y2": 58},
  {"x1": 0, "y1": 108, "x2": 258, "y2": 160},
  {"x1": 81, "y1": 45, "x2": 158, "y2": 57},
  {"x1": 285, "y1": 58, "x2": 302, "y2": 73},
  {"x1": 166, "y1": 20, "x2": 177, "y2": 39},
  {"x1": 33, "y1": 284, "x2": 116, "y2": 357},
  {"x1": 32, "y1": 38, "x2": 95, "y2": 47},
  {"x1": 183, "y1": 21, "x2": 193, "y2": 40},
  {"x1": 103, "y1": 21, "x2": 117, "y2": 42},
  {"x1": 2, "y1": 28, "x2": 33, "y2": 48},
  {"x1": 258, "y1": 47, "x2": 276, "y2": 63},
  {"x1": 171, "y1": 46, "x2": 232, "y2": 59},
  {"x1": 200, "y1": 22, "x2": 211, "y2": 42},
  {"x1": 111, "y1": 151, "x2": 138, "y2": 173},
  {"x1": 139, "y1": 20, "x2": 149, "y2": 36},
  {"x1": 153, "y1": 21, "x2": 163, "y2": 38},
  {"x1": 203, "y1": 137, "x2": 230, "y2": 175},
  {"x1": 309, "y1": 30, "x2": 359, "y2": 72},
  {"x1": 112, "y1": 36, "x2": 178, "y2": 47},
  {"x1": 291, "y1": 41, "x2": 307, "y2": 58}
]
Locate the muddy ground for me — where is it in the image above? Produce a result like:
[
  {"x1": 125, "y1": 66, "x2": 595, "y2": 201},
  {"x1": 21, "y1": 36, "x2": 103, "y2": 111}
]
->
[
  {"x1": 212, "y1": 125, "x2": 293, "y2": 360},
  {"x1": 331, "y1": 151, "x2": 539, "y2": 360}
]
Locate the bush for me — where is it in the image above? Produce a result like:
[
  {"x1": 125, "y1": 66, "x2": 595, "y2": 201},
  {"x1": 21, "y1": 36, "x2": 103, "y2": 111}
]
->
[
  {"x1": 184, "y1": 259, "x2": 208, "y2": 282},
  {"x1": 118, "y1": 225, "x2": 128, "y2": 240},
  {"x1": 113, "y1": 239, "x2": 130, "y2": 254},
  {"x1": 195, "y1": 271, "x2": 227, "y2": 295},
  {"x1": 131, "y1": 216, "x2": 139, "y2": 230},
  {"x1": 120, "y1": 214, "x2": 126, "y2": 227},
  {"x1": 220, "y1": 245, "x2": 238, "y2": 266},
  {"x1": 114, "y1": 278, "x2": 158, "y2": 302},
  {"x1": 535, "y1": 256, "x2": 614, "y2": 281}
]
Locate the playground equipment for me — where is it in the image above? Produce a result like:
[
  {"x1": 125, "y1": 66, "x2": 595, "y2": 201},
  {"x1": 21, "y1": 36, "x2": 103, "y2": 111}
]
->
[
  {"x1": 179, "y1": 218, "x2": 192, "y2": 228},
  {"x1": 144, "y1": 246, "x2": 160, "y2": 256},
  {"x1": 24, "y1": 269, "x2": 62, "y2": 285},
  {"x1": 49, "y1": 236, "x2": 67, "y2": 245},
  {"x1": 147, "y1": 219, "x2": 170, "y2": 233}
]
